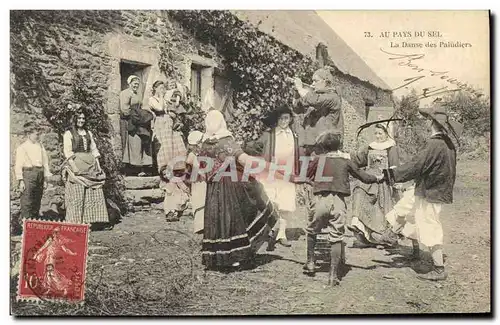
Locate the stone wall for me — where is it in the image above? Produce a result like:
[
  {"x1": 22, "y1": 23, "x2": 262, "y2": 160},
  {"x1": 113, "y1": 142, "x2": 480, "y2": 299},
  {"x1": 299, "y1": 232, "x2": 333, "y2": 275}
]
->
[
  {"x1": 333, "y1": 73, "x2": 394, "y2": 152},
  {"x1": 10, "y1": 10, "x2": 392, "y2": 227},
  {"x1": 102, "y1": 10, "x2": 224, "y2": 155},
  {"x1": 10, "y1": 10, "x2": 225, "y2": 226}
]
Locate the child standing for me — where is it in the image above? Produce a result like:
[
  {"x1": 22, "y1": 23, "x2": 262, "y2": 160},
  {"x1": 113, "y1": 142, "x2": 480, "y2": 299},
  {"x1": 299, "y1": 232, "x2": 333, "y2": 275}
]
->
[
  {"x1": 165, "y1": 83, "x2": 187, "y2": 140},
  {"x1": 15, "y1": 122, "x2": 53, "y2": 219},
  {"x1": 385, "y1": 106, "x2": 462, "y2": 281},
  {"x1": 302, "y1": 131, "x2": 382, "y2": 285},
  {"x1": 186, "y1": 130, "x2": 206, "y2": 234}
]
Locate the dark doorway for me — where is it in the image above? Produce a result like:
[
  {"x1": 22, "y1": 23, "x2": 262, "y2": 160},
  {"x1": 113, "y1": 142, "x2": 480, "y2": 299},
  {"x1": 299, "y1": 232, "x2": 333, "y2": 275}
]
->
[
  {"x1": 119, "y1": 60, "x2": 155, "y2": 176},
  {"x1": 120, "y1": 60, "x2": 152, "y2": 103}
]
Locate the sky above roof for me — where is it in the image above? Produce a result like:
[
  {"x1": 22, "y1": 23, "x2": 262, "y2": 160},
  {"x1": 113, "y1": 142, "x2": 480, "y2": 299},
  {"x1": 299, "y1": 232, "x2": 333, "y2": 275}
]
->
[
  {"x1": 317, "y1": 10, "x2": 490, "y2": 105},
  {"x1": 232, "y1": 10, "x2": 392, "y2": 90}
]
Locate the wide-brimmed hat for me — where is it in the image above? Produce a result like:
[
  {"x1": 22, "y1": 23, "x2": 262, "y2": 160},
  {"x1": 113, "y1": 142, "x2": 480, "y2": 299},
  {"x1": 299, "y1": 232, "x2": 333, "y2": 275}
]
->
[
  {"x1": 263, "y1": 104, "x2": 294, "y2": 127},
  {"x1": 418, "y1": 105, "x2": 464, "y2": 141}
]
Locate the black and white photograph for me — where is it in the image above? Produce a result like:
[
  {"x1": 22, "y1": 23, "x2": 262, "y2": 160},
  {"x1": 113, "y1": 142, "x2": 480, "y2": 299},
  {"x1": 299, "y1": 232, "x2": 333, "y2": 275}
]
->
[{"x1": 9, "y1": 9, "x2": 491, "y2": 316}]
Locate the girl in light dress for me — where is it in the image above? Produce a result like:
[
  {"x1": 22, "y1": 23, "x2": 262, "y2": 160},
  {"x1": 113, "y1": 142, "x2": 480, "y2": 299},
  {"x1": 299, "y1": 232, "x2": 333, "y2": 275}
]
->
[
  {"x1": 186, "y1": 130, "x2": 206, "y2": 234},
  {"x1": 148, "y1": 80, "x2": 189, "y2": 222}
]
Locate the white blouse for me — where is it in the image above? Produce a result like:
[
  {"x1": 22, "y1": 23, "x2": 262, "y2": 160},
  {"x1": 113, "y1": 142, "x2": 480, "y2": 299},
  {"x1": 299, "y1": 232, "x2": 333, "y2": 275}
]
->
[
  {"x1": 149, "y1": 96, "x2": 165, "y2": 113},
  {"x1": 63, "y1": 130, "x2": 100, "y2": 159}
]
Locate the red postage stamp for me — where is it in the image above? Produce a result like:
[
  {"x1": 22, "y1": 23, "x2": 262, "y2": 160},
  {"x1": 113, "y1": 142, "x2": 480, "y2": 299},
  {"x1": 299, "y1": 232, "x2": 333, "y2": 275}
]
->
[{"x1": 17, "y1": 219, "x2": 90, "y2": 303}]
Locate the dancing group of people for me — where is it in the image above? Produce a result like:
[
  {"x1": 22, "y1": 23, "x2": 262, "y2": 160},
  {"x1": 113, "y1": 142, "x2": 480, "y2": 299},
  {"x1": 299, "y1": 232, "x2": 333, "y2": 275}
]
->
[{"x1": 14, "y1": 66, "x2": 462, "y2": 286}]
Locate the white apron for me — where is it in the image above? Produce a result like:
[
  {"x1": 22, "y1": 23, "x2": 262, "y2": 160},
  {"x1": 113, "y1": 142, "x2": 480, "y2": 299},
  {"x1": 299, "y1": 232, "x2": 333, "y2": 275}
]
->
[{"x1": 261, "y1": 128, "x2": 296, "y2": 212}]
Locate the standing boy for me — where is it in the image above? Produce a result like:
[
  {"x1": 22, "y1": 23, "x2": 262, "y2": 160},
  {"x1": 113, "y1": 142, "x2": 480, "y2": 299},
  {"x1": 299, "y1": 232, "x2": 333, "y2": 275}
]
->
[
  {"x1": 15, "y1": 122, "x2": 53, "y2": 219},
  {"x1": 303, "y1": 131, "x2": 382, "y2": 285},
  {"x1": 386, "y1": 106, "x2": 462, "y2": 281}
]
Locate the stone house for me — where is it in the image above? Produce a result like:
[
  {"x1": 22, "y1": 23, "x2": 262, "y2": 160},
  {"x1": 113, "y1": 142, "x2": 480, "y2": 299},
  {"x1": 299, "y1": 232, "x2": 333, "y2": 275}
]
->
[
  {"x1": 233, "y1": 11, "x2": 394, "y2": 147},
  {"x1": 10, "y1": 10, "x2": 393, "y2": 216}
]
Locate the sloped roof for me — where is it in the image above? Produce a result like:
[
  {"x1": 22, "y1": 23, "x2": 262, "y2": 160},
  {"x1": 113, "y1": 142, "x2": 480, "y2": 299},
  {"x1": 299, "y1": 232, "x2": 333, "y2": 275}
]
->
[{"x1": 232, "y1": 10, "x2": 391, "y2": 91}]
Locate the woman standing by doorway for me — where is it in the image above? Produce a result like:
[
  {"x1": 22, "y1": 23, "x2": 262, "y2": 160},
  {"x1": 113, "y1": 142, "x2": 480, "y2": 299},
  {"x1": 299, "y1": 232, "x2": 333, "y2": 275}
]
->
[
  {"x1": 119, "y1": 75, "x2": 153, "y2": 176},
  {"x1": 149, "y1": 80, "x2": 189, "y2": 222},
  {"x1": 148, "y1": 80, "x2": 187, "y2": 172}
]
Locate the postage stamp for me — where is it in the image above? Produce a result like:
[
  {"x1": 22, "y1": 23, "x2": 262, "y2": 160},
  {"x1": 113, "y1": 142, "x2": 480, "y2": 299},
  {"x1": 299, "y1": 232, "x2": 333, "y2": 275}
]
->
[{"x1": 17, "y1": 219, "x2": 90, "y2": 303}]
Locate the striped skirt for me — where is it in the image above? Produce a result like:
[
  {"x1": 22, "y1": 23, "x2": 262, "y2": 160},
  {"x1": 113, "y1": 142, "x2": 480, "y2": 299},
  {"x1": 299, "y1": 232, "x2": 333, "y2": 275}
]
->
[
  {"x1": 202, "y1": 177, "x2": 278, "y2": 269},
  {"x1": 155, "y1": 115, "x2": 187, "y2": 171},
  {"x1": 64, "y1": 181, "x2": 109, "y2": 224}
]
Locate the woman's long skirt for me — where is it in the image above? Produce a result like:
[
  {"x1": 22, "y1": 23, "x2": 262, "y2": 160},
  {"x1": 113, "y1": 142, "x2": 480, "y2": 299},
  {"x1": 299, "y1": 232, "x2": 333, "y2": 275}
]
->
[
  {"x1": 202, "y1": 177, "x2": 278, "y2": 269},
  {"x1": 351, "y1": 181, "x2": 396, "y2": 241},
  {"x1": 122, "y1": 133, "x2": 152, "y2": 167},
  {"x1": 65, "y1": 181, "x2": 109, "y2": 224},
  {"x1": 154, "y1": 115, "x2": 187, "y2": 171}
]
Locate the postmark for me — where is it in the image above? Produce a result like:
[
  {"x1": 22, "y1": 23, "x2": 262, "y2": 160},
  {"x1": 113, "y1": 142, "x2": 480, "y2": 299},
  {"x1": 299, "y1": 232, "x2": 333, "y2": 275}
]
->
[{"x1": 17, "y1": 219, "x2": 90, "y2": 304}]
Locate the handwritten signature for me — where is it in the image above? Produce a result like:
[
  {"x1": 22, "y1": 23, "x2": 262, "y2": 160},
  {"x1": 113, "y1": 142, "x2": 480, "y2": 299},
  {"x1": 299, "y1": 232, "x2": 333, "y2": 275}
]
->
[{"x1": 380, "y1": 48, "x2": 483, "y2": 102}]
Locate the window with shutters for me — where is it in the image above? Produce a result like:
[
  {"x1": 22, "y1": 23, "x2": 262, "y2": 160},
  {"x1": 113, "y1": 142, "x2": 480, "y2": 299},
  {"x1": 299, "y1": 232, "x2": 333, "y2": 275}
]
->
[{"x1": 190, "y1": 64, "x2": 203, "y2": 99}]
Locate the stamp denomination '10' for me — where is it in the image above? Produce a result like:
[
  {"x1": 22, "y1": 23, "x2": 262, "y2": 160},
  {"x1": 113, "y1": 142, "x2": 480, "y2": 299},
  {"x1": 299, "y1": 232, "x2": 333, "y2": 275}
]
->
[{"x1": 17, "y1": 220, "x2": 90, "y2": 303}]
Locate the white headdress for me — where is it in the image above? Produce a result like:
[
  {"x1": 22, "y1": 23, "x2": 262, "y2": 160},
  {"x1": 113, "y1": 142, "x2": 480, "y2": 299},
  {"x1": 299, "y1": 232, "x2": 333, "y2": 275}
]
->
[
  {"x1": 127, "y1": 75, "x2": 140, "y2": 85},
  {"x1": 188, "y1": 130, "x2": 204, "y2": 145}
]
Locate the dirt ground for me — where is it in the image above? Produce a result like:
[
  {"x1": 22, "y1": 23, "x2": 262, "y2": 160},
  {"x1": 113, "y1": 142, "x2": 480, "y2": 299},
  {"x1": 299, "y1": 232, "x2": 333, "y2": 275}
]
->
[{"x1": 11, "y1": 159, "x2": 490, "y2": 315}]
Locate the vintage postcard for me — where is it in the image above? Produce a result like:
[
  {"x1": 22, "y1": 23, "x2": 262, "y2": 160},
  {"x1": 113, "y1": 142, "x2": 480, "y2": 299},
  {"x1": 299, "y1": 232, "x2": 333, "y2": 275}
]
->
[
  {"x1": 10, "y1": 10, "x2": 490, "y2": 316},
  {"x1": 17, "y1": 220, "x2": 89, "y2": 304}
]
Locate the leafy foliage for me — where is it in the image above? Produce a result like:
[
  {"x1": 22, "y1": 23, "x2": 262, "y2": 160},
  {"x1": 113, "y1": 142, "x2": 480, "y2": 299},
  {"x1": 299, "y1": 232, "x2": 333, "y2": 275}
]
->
[
  {"x1": 179, "y1": 94, "x2": 206, "y2": 140},
  {"x1": 440, "y1": 91, "x2": 490, "y2": 136},
  {"x1": 10, "y1": 11, "x2": 127, "y2": 214},
  {"x1": 392, "y1": 88, "x2": 491, "y2": 161},
  {"x1": 440, "y1": 91, "x2": 490, "y2": 160},
  {"x1": 392, "y1": 90, "x2": 428, "y2": 161},
  {"x1": 168, "y1": 10, "x2": 318, "y2": 141}
]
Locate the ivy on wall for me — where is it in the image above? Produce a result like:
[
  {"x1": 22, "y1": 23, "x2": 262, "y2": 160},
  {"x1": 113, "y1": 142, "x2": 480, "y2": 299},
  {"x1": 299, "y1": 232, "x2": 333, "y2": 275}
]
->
[
  {"x1": 168, "y1": 10, "x2": 320, "y2": 141},
  {"x1": 156, "y1": 17, "x2": 207, "y2": 140},
  {"x1": 10, "y1": 10, "x2": 127, "y2": 214},
  {"x1": 56, "y1": 75, "x2": 127, "y2": 214}
]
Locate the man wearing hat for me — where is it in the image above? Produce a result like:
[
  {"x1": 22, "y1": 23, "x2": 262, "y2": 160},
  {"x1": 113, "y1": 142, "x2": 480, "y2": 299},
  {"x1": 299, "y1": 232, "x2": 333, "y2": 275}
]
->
[
  {"x1": 385, "y1": 105, "x2": 462, "y2": 281},
  {"x1": 250, "y1": 104, "x2": 302, "y2": 249}
]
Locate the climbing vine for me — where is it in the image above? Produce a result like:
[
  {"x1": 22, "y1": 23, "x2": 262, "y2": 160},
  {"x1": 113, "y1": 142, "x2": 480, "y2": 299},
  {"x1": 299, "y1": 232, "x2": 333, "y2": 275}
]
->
[
  {"x1": 55, "y1": 75, "x2": 127, "y2": 215},
  {"x1": 10, "y1": 10, "x2": 127, "y2": 215},
  {"x1": 168, "y1": 10, "x2": 320, "y2": 141},
  {"x1": 157, "y1": 18, "x2": 207, "y2": 141}
]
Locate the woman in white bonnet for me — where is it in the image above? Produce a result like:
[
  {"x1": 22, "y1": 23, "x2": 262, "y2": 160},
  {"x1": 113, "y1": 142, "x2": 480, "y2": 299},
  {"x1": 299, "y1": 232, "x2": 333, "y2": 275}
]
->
[
  {"x1": 119, "y1": 75, "x2": 153, "y2": 176},
  {"x1": 199, "y1": 110, "x2": 280, "y2": 272}
]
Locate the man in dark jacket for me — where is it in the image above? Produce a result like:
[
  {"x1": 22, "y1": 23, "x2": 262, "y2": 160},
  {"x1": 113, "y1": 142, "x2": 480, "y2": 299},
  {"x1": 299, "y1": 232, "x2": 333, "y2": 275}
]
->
[
  {"x1": 385, "y1": 105, "x2": 463, "y2": 281},
  {"x1": 303, "y1": 131, "x2": 382, "y2": 285},
  {"x1": 293, "y1": 68, "x2": 343, "y2": 152}
]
